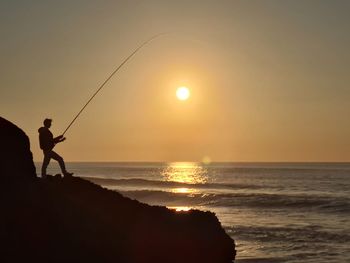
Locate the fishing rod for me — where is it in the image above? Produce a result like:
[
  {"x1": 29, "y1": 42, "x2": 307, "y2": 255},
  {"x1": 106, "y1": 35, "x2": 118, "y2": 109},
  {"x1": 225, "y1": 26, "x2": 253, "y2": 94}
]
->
[{"x1": 62, "y1": 33, "x2": 166, "y2": 136}]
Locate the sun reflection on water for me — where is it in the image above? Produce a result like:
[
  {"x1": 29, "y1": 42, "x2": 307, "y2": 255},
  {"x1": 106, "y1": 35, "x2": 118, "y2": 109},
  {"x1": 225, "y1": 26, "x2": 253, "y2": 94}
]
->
[
  {"x1": 161, "y1": 162, "x2": 208, "y2": 184},
  {"x1": 168, "y1": 206, "x2": 192, "y2": 212},
  {"x1": 162, "y1": 162, "x2": 208, "y2": 211},
  {"x1": 171, "y1": 187, "x2": 194, "y2": 194}
]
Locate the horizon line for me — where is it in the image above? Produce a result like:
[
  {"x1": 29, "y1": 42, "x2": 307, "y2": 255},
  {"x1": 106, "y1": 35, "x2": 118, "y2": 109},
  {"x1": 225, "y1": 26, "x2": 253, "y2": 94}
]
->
[{"x1": 33, "y1": 160, "x2": 350, "y2": 164}]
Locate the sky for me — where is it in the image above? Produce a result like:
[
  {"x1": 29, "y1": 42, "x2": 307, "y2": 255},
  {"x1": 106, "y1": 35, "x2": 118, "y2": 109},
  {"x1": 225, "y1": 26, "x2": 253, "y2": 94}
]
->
[{"x1": 1, "y1": 0, "x2": 350, "y2": 162}]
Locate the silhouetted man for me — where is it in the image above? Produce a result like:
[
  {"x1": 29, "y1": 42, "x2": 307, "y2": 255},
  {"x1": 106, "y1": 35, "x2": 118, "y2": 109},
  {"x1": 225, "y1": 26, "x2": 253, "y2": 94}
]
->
[{"x1": 38, "y1": 118, "x2": 73, "y2": 178}]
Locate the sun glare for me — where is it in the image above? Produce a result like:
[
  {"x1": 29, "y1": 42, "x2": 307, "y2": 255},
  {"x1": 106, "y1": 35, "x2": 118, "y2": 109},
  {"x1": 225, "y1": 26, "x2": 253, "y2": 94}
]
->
[
  {"x1": 161, "y1": 162, "x2": 208, "y2": 184},
  {"x1": 176, "y1": 87, "x2": 190, "y2": 101}
]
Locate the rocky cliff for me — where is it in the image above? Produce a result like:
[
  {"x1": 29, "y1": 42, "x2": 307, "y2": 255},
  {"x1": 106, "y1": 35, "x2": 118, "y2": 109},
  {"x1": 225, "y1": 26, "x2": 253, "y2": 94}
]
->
[
  {"x1": 0, "y1": 116, "x2": 36, "y2": 179},
  {"x1": 0, "y1": 117, "x2": 236, "y2": 263}
]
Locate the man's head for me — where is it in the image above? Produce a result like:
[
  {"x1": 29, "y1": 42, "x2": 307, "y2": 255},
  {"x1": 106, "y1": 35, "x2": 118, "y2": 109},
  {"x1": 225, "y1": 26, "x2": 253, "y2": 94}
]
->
[{"x1": 43, "y1": 118, "x2": 52, "y2": 128}]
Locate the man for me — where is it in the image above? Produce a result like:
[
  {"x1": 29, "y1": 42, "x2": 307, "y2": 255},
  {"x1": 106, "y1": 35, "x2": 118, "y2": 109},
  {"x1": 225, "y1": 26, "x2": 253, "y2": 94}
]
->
[{"x1": 38, "y1": 118, "x2": 73, "y2": 178}]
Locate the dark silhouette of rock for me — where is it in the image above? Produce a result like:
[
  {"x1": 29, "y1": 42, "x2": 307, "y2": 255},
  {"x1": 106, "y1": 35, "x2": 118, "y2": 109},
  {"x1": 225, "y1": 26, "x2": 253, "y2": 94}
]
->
[
  {"x1": 0, "y1": 117, "x2": 36, "y2": 179},
  {"x1": 0, "y1": 117, "x2": 236, "y2": 263}
]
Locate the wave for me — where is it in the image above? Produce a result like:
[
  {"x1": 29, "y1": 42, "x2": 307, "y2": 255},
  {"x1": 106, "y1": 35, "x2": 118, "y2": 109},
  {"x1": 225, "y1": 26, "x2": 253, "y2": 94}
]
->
[
  {"x1": 83, "y1": 177, "x2": 350, "y2": 214},
  {"x1": 115, "y1": 189, "x2": 350, "y2": 214},
  {"x1": 229, "y1": 224, "x2": 350, "y2": 262},
  {"x1": 212, "y1": 193, "x2": 350, "y2": 212},
  {"x1": 84, "y1": 176, "x2": 263, "y2": 190},
  {"x1": 226, "y1": 224, "x2": 350, "y2": 244}
]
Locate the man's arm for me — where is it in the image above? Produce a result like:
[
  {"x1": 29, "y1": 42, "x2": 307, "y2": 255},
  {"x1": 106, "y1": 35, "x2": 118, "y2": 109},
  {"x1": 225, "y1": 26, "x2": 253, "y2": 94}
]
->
[{"x1": 54, "y1": 135, "x2": 66, "y2": 144}]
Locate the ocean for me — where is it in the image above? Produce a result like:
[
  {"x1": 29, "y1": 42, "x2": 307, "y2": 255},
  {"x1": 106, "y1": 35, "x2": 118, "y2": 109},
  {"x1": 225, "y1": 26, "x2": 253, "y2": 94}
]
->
[{"x1": 41, "y1": 162, "x2": 350, "y2": 263}]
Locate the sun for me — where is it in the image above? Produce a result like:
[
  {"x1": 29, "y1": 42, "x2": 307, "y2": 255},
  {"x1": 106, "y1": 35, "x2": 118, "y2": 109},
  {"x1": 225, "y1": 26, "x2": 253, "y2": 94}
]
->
[{"x1": 176, "y1": 87, "x2": 190, "y2": 101}]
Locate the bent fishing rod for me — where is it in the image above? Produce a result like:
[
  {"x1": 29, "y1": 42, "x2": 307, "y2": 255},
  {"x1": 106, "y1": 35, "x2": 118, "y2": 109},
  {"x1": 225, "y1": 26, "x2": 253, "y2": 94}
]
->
[{"x1": 62, "y1": 33, "x2": 166, "y2": 136}]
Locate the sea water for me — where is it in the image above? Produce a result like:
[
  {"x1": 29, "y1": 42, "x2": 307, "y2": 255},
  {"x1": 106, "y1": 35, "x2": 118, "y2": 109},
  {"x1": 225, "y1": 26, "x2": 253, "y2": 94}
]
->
[{"x1": 42, "y1": 162, "x2": 350, "y2": 262}]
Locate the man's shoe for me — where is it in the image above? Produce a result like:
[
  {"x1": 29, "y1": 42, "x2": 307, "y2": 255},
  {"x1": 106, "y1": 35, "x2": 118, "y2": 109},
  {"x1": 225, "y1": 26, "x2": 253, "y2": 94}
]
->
[{"x1": 63, "y1": 172, "x2": 73, "y2": 178}]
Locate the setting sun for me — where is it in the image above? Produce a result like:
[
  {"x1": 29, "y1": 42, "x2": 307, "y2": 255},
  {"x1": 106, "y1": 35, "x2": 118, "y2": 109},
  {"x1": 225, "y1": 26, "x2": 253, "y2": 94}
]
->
[{"x1": 176, "y1": 87, "x2": 190, "y2": 101}]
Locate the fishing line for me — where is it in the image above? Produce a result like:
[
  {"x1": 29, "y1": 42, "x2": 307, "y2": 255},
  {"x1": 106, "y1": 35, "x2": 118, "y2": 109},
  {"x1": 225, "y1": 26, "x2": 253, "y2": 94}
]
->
[{"x1": 62, "y1": 33, "x2": 167, "y2": 136}]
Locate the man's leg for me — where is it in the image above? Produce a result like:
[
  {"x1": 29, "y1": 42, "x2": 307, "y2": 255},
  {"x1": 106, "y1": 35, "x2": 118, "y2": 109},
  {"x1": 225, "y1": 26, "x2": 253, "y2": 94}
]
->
[
  {"x1": 50, "y1": 151, "x2": 67, "y2": 174},
  {"x1": 50, "y1": 151, "x2": 72, "y2": 176},
  {"x1": 41, "y1": 151, "x2": 51, "y2": 177}
]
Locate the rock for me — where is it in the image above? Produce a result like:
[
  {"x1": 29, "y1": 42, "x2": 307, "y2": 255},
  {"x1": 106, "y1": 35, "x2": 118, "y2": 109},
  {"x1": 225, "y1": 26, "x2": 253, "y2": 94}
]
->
[
  {"x1": 0, "y1": 118, "x2": 236, "y2": 262},
  {"x1": 0, "y1": 177, "x2": 236, "y2": 263},
  {"x1": 0, "y1": 117, "x2": 36, "y2": 179}
]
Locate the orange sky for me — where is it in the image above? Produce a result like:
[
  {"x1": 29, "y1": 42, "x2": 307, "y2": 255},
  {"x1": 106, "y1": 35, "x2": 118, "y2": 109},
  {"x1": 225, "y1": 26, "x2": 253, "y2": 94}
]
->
[{"x1": 1, "y1": 1, "x2": 349, "y2": 162}]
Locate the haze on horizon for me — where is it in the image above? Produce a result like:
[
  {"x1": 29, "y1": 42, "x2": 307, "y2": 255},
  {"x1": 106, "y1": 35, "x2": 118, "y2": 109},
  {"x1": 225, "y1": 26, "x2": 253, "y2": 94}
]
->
[{"x1": 1, "y1": 0, "x2": 349, "y2": 162}]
